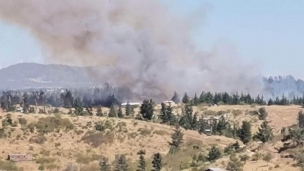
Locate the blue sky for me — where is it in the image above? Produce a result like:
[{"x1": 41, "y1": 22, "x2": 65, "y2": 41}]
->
[{"x1": 0, "y1": 0, "x2": 304, "y2": 78}]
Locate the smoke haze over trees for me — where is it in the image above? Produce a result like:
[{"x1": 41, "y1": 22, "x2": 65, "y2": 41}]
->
[{"x1": 0, "y1": 0, "x2": 262, "y2": 99}]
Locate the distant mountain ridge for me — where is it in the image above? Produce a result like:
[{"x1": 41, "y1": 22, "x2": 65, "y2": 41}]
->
[
  {"x1": 0, "y1": 63, "x2": 94, "y2": 89},
  {"x1": 0, "y1": 63, "x2": 303, "y2": 98}
]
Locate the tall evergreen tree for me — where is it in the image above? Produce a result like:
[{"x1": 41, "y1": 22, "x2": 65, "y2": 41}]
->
[
  {"x1": 171, "y1": 91, "x2": 180, "y2": 104},
  {"x1": 179, "y1": 105, "x2": 193, "y2": 130},
  {"x1": 137, "y1": 150, "x2": 146, "y2": 171},
  {"x1": 140, "y1": 99, "x2": 154, "y2": 120},
  {"x1": 193, "y1": 94, "x2": 199, "y2": 106},
  {"x1": 114, "y1": 154, "x2": 128, "y2": 171},
  {"x1": 96, "y1": 107, "x2": 103, "y2": 117},
  {"x1": 159, "y1": 103, "x2": 173, "y2": 124},
  {"x1": 169, "y1": 125, "x2": 184, "y2": 154},
  {"x1": 108, "y1": 105, "x2": 117, "y2": 117},
  {"x1": 298, "y1": 111, "x2": 304, "y2": 128},
  {"x1": 199, "y1": 91, "x2": 207, "y2": 103},
  {"x1": 118, "y1": 106, "x2": 123, "y2": 118},
  {"x1": 125, "y1": 102, "x2": 133, "y2": 116},
  {"x1": 73, "y1": 97, "x2": 83, "y2": 116},
  {"x1": 99, "y1": 157, "x2": 111, "y2": 171},
  {"x1": 152, "y1": 153, "x2": 162, "y2": 171},
  {"x1": 205, "y1": 92, "x2": 214, "y2": 104},
  {"x1": 226, "y1": 153, "x2": 244, "y2": 171},
  {"x1": 208, "y1": 146, "x2": 221, "y2": 161},
  {"x1": 254, "y1": 121, "x2": 273, "y2": 143},
  {"x1": 182, "y1": 93, "x2": 189, "y2": 104},
  {"x1": 258, "y1": 107, "x2": 268, "y2": 120},
  {"x1": 217, "y1": 116, "x2": 227, "y2": 135},
  {"x1": 238, "y1": 121, "x2": 252, "y2": 144},
  {"x1": 268, "y1": 98, "x2": 274, "y2": 106},
  {"x1": 198, "y1": 117, "x2": 208, "y2": 134}
]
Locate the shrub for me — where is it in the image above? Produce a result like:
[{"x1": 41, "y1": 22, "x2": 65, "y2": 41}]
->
[
  {"x1": 76, "y1": 154, "x2": 91, "y2": 164},
  {"x1": 29, "y1": 135, "x2": 47, "y2": 144},
  {"x1": 36, "y1": 157, "x2": 56, "y2": 165},
  {"x1": 34, "y1": 116, "x2": 74, "y2": 134},
  {"x1": 258, "y1": 107, "x2": 268, "y2": 120},
  {"x1": 138, "y1": 128, "x2": 152, "y2": 137},
  {"x1": 232, "y1": 110, "x2": 242, "y2": 117},
  {"x1": 208, "y1": 146, "x2": 222, "y2": 161},
  {"x1": 18, "y1": 118, "x2": 27, "y2": 126},
  {"x1": 81, "y1": 131, "x2": 114, "y2": 148},
  {"x1": 0, "y1": 160, "x2": 18, "y2": 171}
]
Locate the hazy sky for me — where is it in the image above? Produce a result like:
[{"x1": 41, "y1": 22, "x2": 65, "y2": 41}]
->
[{"x1": 0, "y1": 0, "x2": 303, "y2": 78}]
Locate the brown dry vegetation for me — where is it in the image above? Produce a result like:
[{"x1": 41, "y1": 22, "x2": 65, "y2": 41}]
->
[{"x1": 0, "y1": 104, "x2": 301, "y2": 170}]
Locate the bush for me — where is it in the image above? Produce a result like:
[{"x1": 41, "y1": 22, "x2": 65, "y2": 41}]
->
[
  {"x1": 138, "y1": 128, "x2": 151, "y2": 137},
  {"x1": 76, "y1": 154, "x2": 92, "y2": 164},
  {"x1": 18, "y1": 118, "x2": 27, "y2": 126},
  {"x1": 34, "y1": 116, "x2": 74, "y2": 134},
  {"x1": 232, "y1": 110, "x2": 242, "y2": 117},
  {"x1": 258, "y1": 107, "x2": 268, "y2": 120},
  {"x1": 208, "y1": 146, "x2": 222, "y2": 161},
  {"x1": 29, "y1": 135, "x2": 47, "y2": 144},
  {"x1": 81, "y1": 131, "x2": 114, "y2": 148},
  {"x1": 0, "y1": 160, "x2": 18, "y2": 171}
]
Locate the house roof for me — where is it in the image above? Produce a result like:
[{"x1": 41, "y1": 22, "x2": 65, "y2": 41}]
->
[{"x1": 207, "y1": 168, "x2": 226, "y2": 171}]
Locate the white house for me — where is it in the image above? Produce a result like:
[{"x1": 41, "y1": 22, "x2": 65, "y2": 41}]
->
[{"x1": 121, "y1": 102, "x2": 141, "y2": 107}]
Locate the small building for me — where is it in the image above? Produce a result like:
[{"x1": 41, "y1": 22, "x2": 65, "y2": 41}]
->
[
  {"x1": 8, "y1": 154, "x2": 32, "y2": 162},
  {"x1": 16, "y1": 107, "x2": 23, "y2": 113},
  {"x1": 121, "y1": 102, "x2": 141, "y2": 107},
  {"x1": 205, "y1": 168, "x2": 226, "y2": 171},
  {"x1": 163, "y1": 100, "x2": 176, "y2": 106}
]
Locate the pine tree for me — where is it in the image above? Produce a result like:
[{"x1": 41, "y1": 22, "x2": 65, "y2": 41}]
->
[
  {"x1": 208, "y1": 146, "x2": 221, "y2": 161},
  {"x1": 179, "y1": 105, "x2": 193, "y2": 130},
  {"x1": 99, "y1": 157, "x2": 111, "y2": 171},
  {"x1": 159, "y1": 103, "x2": 173, "y2": 124},
  {"x1": 125, "y1": 102, "x2": 132, "y2": 116},
  {"x1": 140, "y1": 99, "x2": 154, "y2": 120},
  {"x1": 108, "y1": 105, "x2": 117, "y2": 117},
  {"x1": 254, "y1": 121, "x2": 273, "y2": 143},
  {"x1": 198, "y1": 117, "x2": 208, "y2": 134},
  {"x1": 137, "y1": 150, "x2": 146, "y2": 171},
  {"x1": 152, "y1": 153, "x2": 162, "y2": 171},
  {"x1": 238, "y1": 121, "x2": 252, "y2": 144},
  {"x1": 169, "y1": 125, "x2": 184, "y2": 154},
  {"x1": 97, "y1": 107, "x2": 103, "y2": 117},
  {"x1": 73, "y1": 97, "x2": 83, "y2": 116},
  {"x1": 263, "y1": 152, "x2": 273, "y2": 165},
  {"x1": 258, "y1": 107, "x2": 268, "y2": 120},
  {"x1": 268, "y1": 98, "x2": 274, "y2": 106},
  {"x1": 240, "y1": 154, "x2": 249, "y2": 164},
  {"x1": 298, "y1": 111, "x2": 304, "y2": 128},
  {"x1": 114, "y1": 154, "x2": 128, "y2": 171},
  {"x1": 217, "y1": 116, "x2": 227, "y2": 135},
  {"x1": 199, "y1": 91, "x2": 207, "y2": 103},
  {"x1": 193, "y1": 94, "x2": 199, "y2": 106},
  {"x1": 171, "y1": 91, "x2": 180, "y2": 104},
  {"x1": 22, "y1": 93, "x2": 30, "y2": 113},
  {"x1": 182, "y1": 93, "x2": 189, "y2": 104},
  {"x1": 191, "y1": 113, "x2": 198, "y2": 130},
  {"x1": 205, "y1": 92, "x2": 214, "y2": 104},
  {"x1": 118, "y1": 106, "x2": 123, "y2": 118},
  {"x1": 226, "y1": 153, "x2": 244, "y2": 171}
]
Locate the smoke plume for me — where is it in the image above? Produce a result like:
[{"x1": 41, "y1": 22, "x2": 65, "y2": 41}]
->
[{"x1": 0, "y1": 0, "x2": 262, "y2": 100}]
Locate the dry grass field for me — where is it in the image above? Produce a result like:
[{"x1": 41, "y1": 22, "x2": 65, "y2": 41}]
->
[{"x1": 0, "y1": 104, "x2": 302, "y2": 171}]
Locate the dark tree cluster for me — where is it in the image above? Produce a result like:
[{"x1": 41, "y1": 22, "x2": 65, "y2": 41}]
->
[
  {"x1": 0, "y1": 87, "x2": 121, "y2": 112},
  {"x1": 181, "y1": 92, "x2": 264, "y2": 106},
  {"x1": 180, "y1": 91, "x2": 304, "y2": 106}
]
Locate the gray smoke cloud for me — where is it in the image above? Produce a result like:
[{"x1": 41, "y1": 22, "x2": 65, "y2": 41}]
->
[{"x1": 0, "y1": 0, "x2": 262, "y2": 100}]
